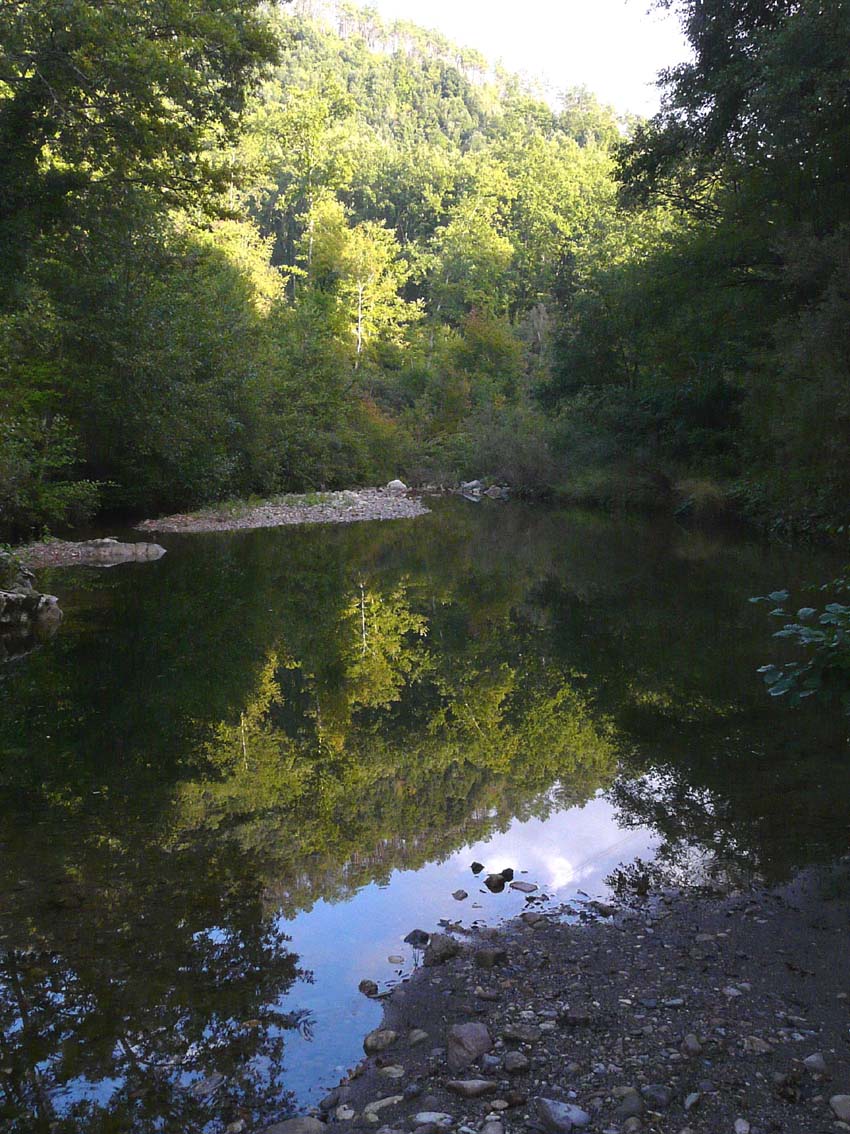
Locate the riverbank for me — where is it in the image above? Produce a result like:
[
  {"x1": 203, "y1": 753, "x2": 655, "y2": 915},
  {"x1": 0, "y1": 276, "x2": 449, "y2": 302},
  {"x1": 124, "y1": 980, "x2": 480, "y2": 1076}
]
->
[
  {"x1": 305, "y1": 864, "x2": 850, "y2": 1134},
  {"x1": 136, "y1": 487, "x2": 430, "y2": 533}
]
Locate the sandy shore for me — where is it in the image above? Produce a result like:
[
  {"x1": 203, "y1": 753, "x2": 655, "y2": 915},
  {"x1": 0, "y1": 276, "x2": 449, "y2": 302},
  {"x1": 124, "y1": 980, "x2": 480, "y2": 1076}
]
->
[
  {"x1": 301, "y1": 864, "x2": 850, "y2": 1134},
  {"x1": 137, "y1": 488, "x2": 430, "y2": 533}
]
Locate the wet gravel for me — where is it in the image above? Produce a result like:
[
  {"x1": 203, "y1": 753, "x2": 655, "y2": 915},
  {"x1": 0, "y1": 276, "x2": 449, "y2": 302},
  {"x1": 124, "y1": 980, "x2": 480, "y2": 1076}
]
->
[{"x1": 296, "y1": 864, "x2": 850, "y2": 1134}]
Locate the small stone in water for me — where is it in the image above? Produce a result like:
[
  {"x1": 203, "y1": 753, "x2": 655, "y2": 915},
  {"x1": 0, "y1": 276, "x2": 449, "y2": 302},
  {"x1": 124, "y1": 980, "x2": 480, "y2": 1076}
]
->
[
  {"x1": 404, "y1": 930, "x2": 430, "y2": 949},
  {"x1": 452, "y1": 890, "x2": 468, "y2": 901},
  {"x1": 471, "y1": 862, "x2": 484, "y2": 874}
]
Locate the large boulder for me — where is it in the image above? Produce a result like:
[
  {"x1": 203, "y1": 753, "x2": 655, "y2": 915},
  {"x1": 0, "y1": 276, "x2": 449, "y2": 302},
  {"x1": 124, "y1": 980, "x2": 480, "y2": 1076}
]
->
[{"x1": 62, "y1": 538, "x2": 166, "y2": 566}]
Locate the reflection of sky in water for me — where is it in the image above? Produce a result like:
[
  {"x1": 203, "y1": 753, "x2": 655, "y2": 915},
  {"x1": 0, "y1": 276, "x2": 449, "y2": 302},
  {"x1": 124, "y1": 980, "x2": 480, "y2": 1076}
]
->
[{"x1": 278, "y1": 789, "x2": 659, "y2": 1103}]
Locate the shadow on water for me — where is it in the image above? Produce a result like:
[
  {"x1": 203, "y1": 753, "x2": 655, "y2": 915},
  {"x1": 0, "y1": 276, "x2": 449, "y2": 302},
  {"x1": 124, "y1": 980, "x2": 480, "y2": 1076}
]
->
[{"x1": 1, "y1": 499, "x2": 848, "y2": 1130}]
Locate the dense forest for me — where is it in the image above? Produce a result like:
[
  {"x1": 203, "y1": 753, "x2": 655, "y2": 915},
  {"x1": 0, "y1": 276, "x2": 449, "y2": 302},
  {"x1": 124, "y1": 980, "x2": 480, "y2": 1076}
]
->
[{"x1": 1, "y1": 0, "x2": 848, "y2": 538}]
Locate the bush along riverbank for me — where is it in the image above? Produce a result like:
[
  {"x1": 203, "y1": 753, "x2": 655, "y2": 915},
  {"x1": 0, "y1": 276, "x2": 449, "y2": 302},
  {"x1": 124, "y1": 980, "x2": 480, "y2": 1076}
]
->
[{"x1": 270, "y1": 863, "x2": 850, "y2": 1134}]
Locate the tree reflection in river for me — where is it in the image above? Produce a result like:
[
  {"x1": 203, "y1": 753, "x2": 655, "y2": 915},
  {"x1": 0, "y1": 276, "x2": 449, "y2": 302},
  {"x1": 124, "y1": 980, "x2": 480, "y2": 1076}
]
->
[{"x1": 1, "y1": 500, "x2": 849, "y2": 1131}]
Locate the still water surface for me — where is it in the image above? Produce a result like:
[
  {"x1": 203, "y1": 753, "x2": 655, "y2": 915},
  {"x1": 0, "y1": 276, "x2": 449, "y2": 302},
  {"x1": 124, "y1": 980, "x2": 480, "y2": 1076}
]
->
[{"x1": 1, "y1": 500, "x2": 848, "y2": 1132}]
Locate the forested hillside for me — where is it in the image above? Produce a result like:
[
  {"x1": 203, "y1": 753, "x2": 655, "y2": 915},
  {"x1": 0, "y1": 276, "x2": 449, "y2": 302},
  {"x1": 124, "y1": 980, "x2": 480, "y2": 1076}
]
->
[{"x1": 1, "y1": 0, "x2": 848, "y2": 538}]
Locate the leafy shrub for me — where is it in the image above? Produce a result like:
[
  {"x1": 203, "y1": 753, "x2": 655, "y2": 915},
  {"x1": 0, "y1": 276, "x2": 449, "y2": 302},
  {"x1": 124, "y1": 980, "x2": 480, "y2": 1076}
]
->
[
  {"x1": 0, "y1": 414, "x2": 101, "y2": 540},
  {"x1": 751, "y1": 580, "x2": 850, "y2": 715}
]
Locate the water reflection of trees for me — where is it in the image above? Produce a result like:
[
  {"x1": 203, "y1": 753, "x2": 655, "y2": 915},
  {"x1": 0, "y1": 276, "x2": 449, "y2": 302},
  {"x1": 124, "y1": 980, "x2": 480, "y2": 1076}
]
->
[
  {"x1": 0, "y1": 832, "x2": 305, "y2": 1133},
  {"x1": 172, "y1": 572, "x2": 617, "y2": 915},
  {"x1": 2, "y1": 503, "x2": 849, "y2": 1130}
]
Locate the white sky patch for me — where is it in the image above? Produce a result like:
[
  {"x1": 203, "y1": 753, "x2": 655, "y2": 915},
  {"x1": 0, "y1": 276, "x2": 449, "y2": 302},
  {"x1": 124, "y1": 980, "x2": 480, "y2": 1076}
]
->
[{"x1": 366, "y1": 0, "x2": 689, "y2": 116}]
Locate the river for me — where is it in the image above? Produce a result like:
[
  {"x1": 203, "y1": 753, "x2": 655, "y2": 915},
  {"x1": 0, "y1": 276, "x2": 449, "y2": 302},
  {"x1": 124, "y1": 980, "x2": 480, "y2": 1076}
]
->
[{"x1": 1, "y1": 499, "x2": 848, "y2": 1132}]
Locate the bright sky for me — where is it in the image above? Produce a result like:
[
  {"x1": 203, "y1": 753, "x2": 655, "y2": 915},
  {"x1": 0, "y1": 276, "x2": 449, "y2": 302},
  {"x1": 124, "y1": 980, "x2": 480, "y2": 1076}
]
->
[{"x1": 367, "y1": 0, "x2": 689, "y2": 116}]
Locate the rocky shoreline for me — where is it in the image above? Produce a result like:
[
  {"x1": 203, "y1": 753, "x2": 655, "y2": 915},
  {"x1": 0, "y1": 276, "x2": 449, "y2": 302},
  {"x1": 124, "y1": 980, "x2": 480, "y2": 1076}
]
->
[
  {"x1": 268, "y1": 865, "x2": 850, "y2": 1134},
  {"x1": 137, "y1": 485, "x2": 430, "y2": 533}
]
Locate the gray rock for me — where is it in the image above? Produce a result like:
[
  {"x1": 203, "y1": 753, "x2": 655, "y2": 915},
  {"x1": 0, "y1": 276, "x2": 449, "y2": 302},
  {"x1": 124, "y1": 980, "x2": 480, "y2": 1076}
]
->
[
  {"x1": 363, "y1": 1096, "x2": 404, "y2": 1119},
  {"x1": 74, "y1": 539, "x2": 166, "y2": 566},
  {"x1": 504, "y1": 1051, "x2": 530, "y2": 1074},
  {"x1": 475, "y1": 948, "x2": 507, "y2": 970},
  {"x1": 502, "y1": 1023, "x2": 541, "y2": 1044},
  {"x1": 831, "y1": 1096, "x2": 850, "y2": 1122},
  {"x1": 684, "y1": 1091, "x2": 701, "y2": 1111},
  {"x1": 470, "y1": 862, "x2": 484, "y2": 874},
  {"x1": 445, "y1": 1080, "x2": 498, "y2": 1099},
  {"x1": 509, "y1": 880, "x2": 537, "y2": 893},
  {"x1": 359, "y1": 979, "x2": 379, "y2": 997},
  {"x1": 386, "y1": 480, "x2": 408, "y2": 492},
  {"x1": 452, "y1": 890, "x2": 468, "y2": 901},
  {"x1": 641, "y1": 1084, "x2": 672, "y2": 1110},
  {"x1": 409, "y1": 1029, "x2": 429, "y2": 1046},
  {"x1": 446, "y1": 1022, "x2": 493, "y2": 1072},
  {"x1": 613, "y1": 1090, "x2": 644, "y2": 1121},
  {"x1": 589, "y1": 901, "x2": 617, "y2": 917},
  {"x1": 424, "y1": 934, "x2": 461, "y2": 967},
  {"x1": 484, "y1": 874, "x2": 505, "y2": 893},
  {"x1": 262, "y1": 1119, "x2": 326, "y2": 1134},
  {"x1": 379, "y1": 1065, "x2": 405, "y2": 1080},
  {"x1": 558, "y1": 1009, "x2": 592, "y2": 1027},
  {"x1": 319, "y1": 1085, "x2": 351, "y2": 1112},
  {"x1": 412, "y1": 1114, "x2": 453, "y2": 1128},
  {"x1": 681, "y1": 1033, "x2": 702, "y2": 1057},
  {"x1": 538, "y1": 1098, "x2": 591, "y2": 1131},
  {"x1": 803, "y1": 1052, "x2": 828, "y2": 1074},
  {"x1": 364, "y1": 1028, "x2": 398, "y2": 1054}
]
